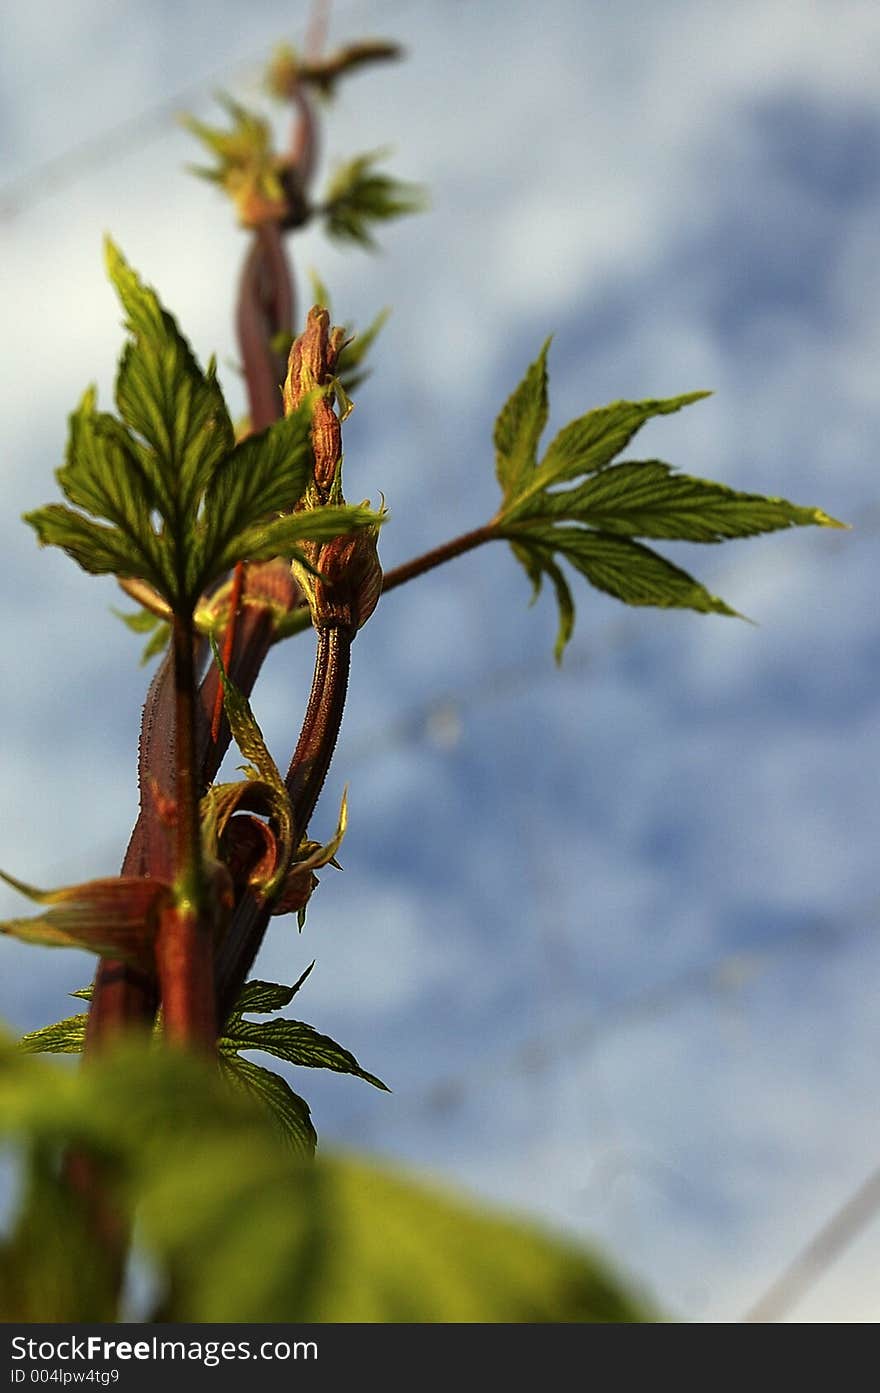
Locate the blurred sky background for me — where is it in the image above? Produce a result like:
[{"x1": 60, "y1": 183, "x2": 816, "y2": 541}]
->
[{"x1": 1, "y1": 0, "x2": 879, "y2": 1322}]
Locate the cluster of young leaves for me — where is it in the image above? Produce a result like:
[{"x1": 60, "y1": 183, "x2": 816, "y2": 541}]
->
[
  {"x1": 321, "y1": 148, "x2": 427, "y2": 249},
  {"x1": 184, "y1": 72, "x2": 425, "y2": 251},
  {"x1": 24, "y1": 241, "x2": 381, "y2": 614},
  {"x1": 183, "y1": 95, "x2": 292, "y2": 227},
  {"x1": 19, "y1": 966, "x2": 386, "y2": 1160},
  {"x1": 218, "y1": 965, "x2": 387, "y2": 1156},
  {"x1": 490, "y1": 342, "x2": 845, "y2": 659},
  {"x1": 0, "y1": 1034, "x2": 648, "y2": 1322},
  {"x1": 266, "y1": 39, "x2": 403, "y2": 102}
]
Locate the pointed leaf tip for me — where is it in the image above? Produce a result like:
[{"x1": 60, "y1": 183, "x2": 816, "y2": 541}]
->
[
  {"x1": 0, "y1": 869, "x2": 169, "y2": 966},
  {"x1": 494, "y1": 338, "x2": 552, "y2": 499},
  {"x1": 813, "y1": 508, "x2": 849, "y2": 530}
]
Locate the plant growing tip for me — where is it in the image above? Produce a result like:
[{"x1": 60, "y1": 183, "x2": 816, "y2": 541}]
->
[{"x1": 4, "y1": 23, "x2": 849, "y2": 1324}]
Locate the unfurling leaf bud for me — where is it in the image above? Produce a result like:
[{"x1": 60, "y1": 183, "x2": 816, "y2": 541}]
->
[
  {"x1": 283, "y1": 310, "x2": 384, "y2": 634},
  {"x1": 284, "y1": 306, "x2": 346, "y2": 497},
  {"x1": 315, "y1": 525, "x2": 383, "y2": 632}
]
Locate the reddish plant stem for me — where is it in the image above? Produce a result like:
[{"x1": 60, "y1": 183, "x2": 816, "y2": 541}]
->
[
  {"x1": 285, "y1": 625, "x2": 352, "y2": 827},
  {"x1": 85, "y1": 604, "x2": 279, "y2": 1052},
  {"x1": 211, "y1": 561, "x2": 247, "y2": 743},
  {"x1": 214, "y1": 624, "x2": 351, "y2": 1025},
  {"x1": 236, "y1": 224, "x2": 295, "y2": 435},
  {"x1": 85, "y1": 640, "x2": 176, "y2": 1051},
  {"x1": 82, "y1": 963, "x2": 157, "y2": 1053},
  {"x1": 290, "y1": 87, "x2": 319, "y2": 188},
  {"x1": 380, "y1": 524, "x2": 497, "y2": 594},
  {"x1": 169, "y1": 612, "x2": 203, "y2": 874},
  {"x1": 219, "y1": 218, "x2": 296, "y2": 739},
  {"x1": 212, "y1": 197, "x2": 296, "y2": 747},
  {"x1": 153, "y1": 612, "x2": 216, "y2": 1051},
  {"x1": 236, "y1": 240, "x2": 278, "y2": 432},
  {"x1": 154, "y1": 901, "x2": 215, "y2": 1050}
]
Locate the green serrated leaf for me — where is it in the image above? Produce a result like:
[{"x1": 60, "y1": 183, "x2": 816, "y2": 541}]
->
[
  {"x1": 490, "y1": 348, "x2": 842, "y2": 654},
  {"x1": 520, "y1": 529, "x2": 739, "y2": 617},
  {"x1": 536, "y1": 391, "x2": 709, "y2": 496},
  {"x1": 56, "y1": 391, "x2": 172, "y2": 593},
  {"x1": 24, "y1": 504, "x2": 150, "y2": 582},
  {"x1": 196, "y1": 404, "x2": 313, "y2": 586},
  {"x1": 494, "y1": 339, "x2": 551, "y2": 497},
  {"x1": 28, "y1": 243, "x2": 243, "y2": 609},
  {"x1": 219, "y1": 1053, "x2": 316, "y2": 1155},
  {"x1": 222, "y1": 1016, "x2": 388, "y2": 1092},
  {"x1": 107, "y1": 239, "x2": 235, "y2": 524},
  {"x1": 210, "y1": 641, "x2": 284, "y2": 792},
  {"x1": 231, "y1": 965, "x2": 316, "y2": 1019},
  {"x1": 509, "y1": 541, "x2": 574, "y2": 663},
  {"x1": 27, "y1": 243, "x2": 387, "y2": 610},
  {"x1": 20, "y1": 1014, "x2": 88, "y2": 1055},
  {"x1": 323, "y1": 149, "x2": 427, "y2": 250},
  {"x1": 541, "y1": 458, "x2": 848, "y2": 541}
]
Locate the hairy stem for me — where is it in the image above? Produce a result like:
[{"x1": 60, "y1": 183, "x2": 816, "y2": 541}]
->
[
  {"x1": 290, "y1": 87, "x2": 319, "y2": 188},
  {"x1": 286, "y1": 625, "x2": 351, "y2": 822},
  {"x1": 153, "y1": 612, "x2": 215, "y2": 1050},
  {"x1": 86, "y1": 603, "x2": 278, "y2": 1051},
  {"x1": 154, "y1": 901, "x2": 216, "y2": 1050},
  {"x1": 211, "y1": 561, "x2": 247, "y2": 743},
  {"x1": 170, "y1": 613, "x2": 202, "y2": 892},
  {"x1": 237, "y1": 225, "x2": 295, "y2": 434},
  {"x1": 222, "y1": 218, "x2": 295, "y2": 736},
  {"x1": 214, "y1": 624, "x2": 351, "y2": 1024}
]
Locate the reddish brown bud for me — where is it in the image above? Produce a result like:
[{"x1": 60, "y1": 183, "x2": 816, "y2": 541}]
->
[
  {"x1": 284, "y1": 307, "x2": 345, "y2": 497},
  {"x1": 314, "y1": 526, "x2": 383, "y2": 632},
  {"x1": 219, "y1": 815, "x2": 280, "y2": 892},
  {"x1": 283, "y1": 306, "x2": 341, "y2": 409},
  {"x1": 284, "y1": 311, "x2": 381, "y2": 632},
  {"x1": 271, "y1": 864, "x2": 319, "y2": 917}
]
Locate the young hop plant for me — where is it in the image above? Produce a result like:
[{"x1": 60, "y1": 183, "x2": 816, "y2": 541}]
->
[{"x1": 0, "y1": 32, "x2": 844, "y2": 1323}]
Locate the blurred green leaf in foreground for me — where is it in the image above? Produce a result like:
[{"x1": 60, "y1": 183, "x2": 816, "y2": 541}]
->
[{"x1": 0, "y1": 1034, "x2": 651, "y2": 1323}]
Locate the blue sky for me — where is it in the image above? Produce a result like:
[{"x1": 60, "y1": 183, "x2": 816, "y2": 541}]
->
[{"x1": 1, "y1": 0, "x2": 879, "y2": 1321}]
